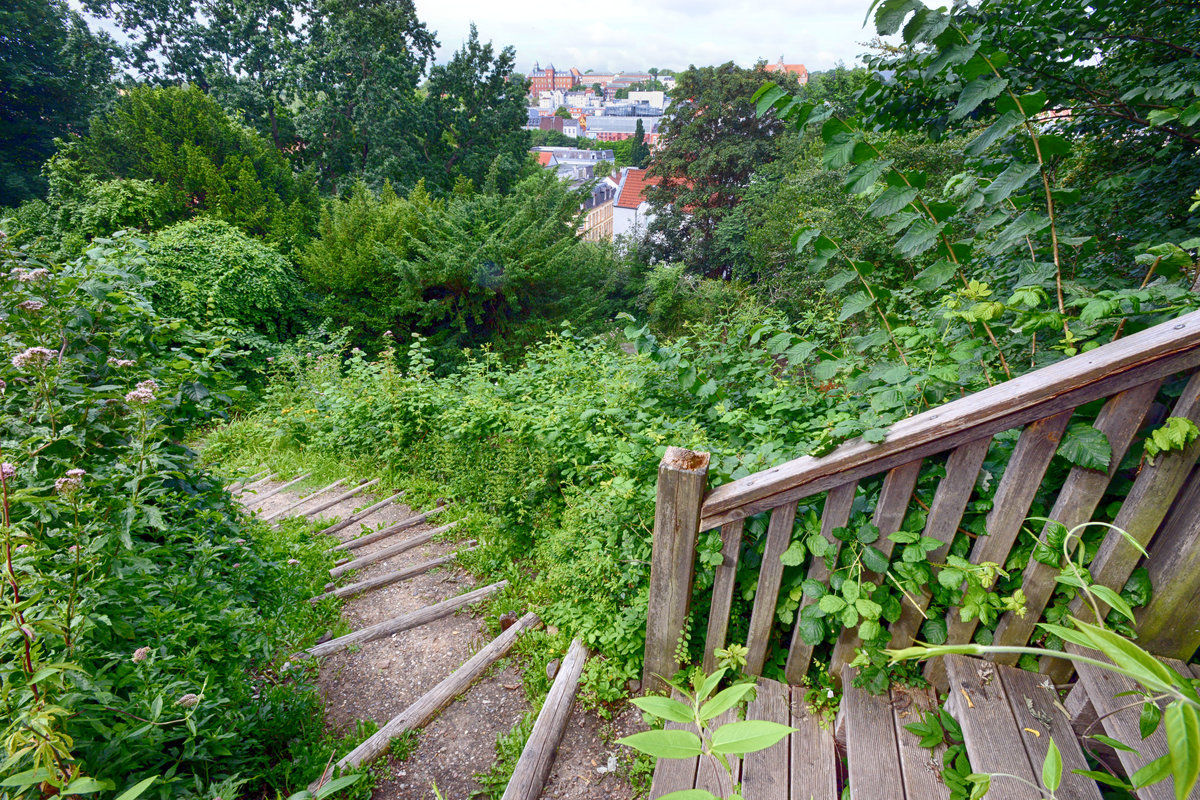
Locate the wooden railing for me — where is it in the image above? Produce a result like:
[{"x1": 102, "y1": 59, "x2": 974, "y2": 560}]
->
[{"x1": 642, "y1": 309, "x2": 1200, "y2": 691}]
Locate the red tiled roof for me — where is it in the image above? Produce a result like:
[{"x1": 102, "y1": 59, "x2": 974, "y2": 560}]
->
[
  {"x1": 536, "y1": 151, "x2": 554, "y2": 166},
  {"x1": 765, "y1": 63, "x2": 808, "y2": 78},
  {"x1": 616, "y1": 168, "x2": 661, "y2": 209}
]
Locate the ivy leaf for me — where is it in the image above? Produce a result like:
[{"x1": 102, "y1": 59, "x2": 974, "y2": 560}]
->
[
  {"x1": 1057, "y1": 423, "x2": 1112, "y2": 471},
  {"x1": 950, "y1": 76, "x2": 1008, "y2": 121}
]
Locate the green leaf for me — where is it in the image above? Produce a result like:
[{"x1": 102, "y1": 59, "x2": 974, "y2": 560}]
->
[
  {"x1": 1057, "y1": 423, "x2": 1112, "y2": 471},
  {"x1": 1043, "y1": 737, "x2": 1063, "y2": 793},
  {"x1": 780, "y1": 540, "x2": 807, "y2": 566},
  {"x1": 914, "y1": 260, "x2": 957, "y2": 290},
  {"x1": 845, "y1": 158, "x2": 893, "y2": 195},
  {"x1": 1072, "y1": 769, "x2": 1134, "y2": 789},
  {"x1": 1147, "y1": 108, "x2": 1180, "y2": 126},
  {"x1": 699, "y1": 682, "x2": 758, "y2": 721},
  {"x1": 698, "y1": 668, "x2": 727, "y2": 701},
  {"x1": 1038, "y1": 134, "x2": 1071, "y2": 159},
  {"x1": 754, "y1": 83, "x2": 787, "y2": 117},
  {"x1": 1132, "y1": 753, "x2": 1172, "y2": 788},
  {"x1": 983, "y1": 161, "x2": 1042, "y2": 204},
  {"x1": 997, "y1": 90, "x2": 1048, "y2": 118},
  {"x1": 839, "y1": 292, "x2": 875, "y2": 322},
  {"x1": 710, "y1": 720, "x2": 797, "y2": 754},
  {"x1": 1140, "y1": 700, "x2": 1162, "y2": 740},
  {"x1": 1091, "y1": 584, "x2": 1136, "y2": 624},
  {"x1": 966, "y1": 111, "x2": 1024, "y2": 156},
  {"x1": 922, "y1": 617, "x2": 949, "y2": 645},
  {"x1": 1165, "y1": 703, "x2": 1200, "y2": 798},
  {"x1": 985, "y1": 211, "x2": 1051, "y2": 256},
  {"x1": 867, "y1": 185, "x2": 919, "y2": 218},
  {"x1": 114, "y1": 777, "x2": 159, "y2": 800},
  {"x1": 951, "y1": 77, "x2": 1008, "y2": 121},
  {"x1": 658, "y1": 791, "x2": 719, "y2": 800},
  {"x1": 819, "y1": 595, "x2": 847, "y2": 614},
  {"x1": 861, "y1": 545, "x2": 890, "y2": 573},
  {"x1": 896, "y1": 218, "x2": 946, "y2": 257},
  {"x1": 798, "y1": 615, "x2": 825, "y2": 645},
  {"x1": 873, "y1": 0, "x2": 923, "y2": 35},
  {"x1": 902, "y1": 6, "x2": 948, "y2": 43},
  {"x1": 632, "y1": 695, "x2": 698, "y2": 725},
  {"x1": 313, "y1": 776, "x2": 364, "y2": 800},
  {"x1": 859, "y1": 619, "x2": 882, "y2": 640},
  {"x1": 61, "y1": 778, "x2": 114, "y2": 794},
  {"x1": 617, "y1": 729, "x2": 704, "y2": 759},
  {"x1": 802, "y1": 579, "x2": 827, "y2": 599},
  {"x1": 1091, "y1": 733, "x2": 1141, "y2": 754},
  {"x1": 824, "y1": 133, "x2": 859, "y2": 169}
]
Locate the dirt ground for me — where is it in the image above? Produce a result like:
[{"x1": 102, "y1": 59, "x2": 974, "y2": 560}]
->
[{"x1": 240, "y1": 478, "x2": 641, "y2": 800}]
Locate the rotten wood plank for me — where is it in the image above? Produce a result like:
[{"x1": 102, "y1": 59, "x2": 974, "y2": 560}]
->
[
  {"x1": 1135, "y1": 467, "x2": 1200, "y2": 659},
  {"x1": 280, "y1": 478, "x2": 379, "y2": 524},
  {"x1": 891, "y1": 684, "x2": 951, "y2": 800},
  {"x1": 502, "y1": 638, "x2": 589, "y2": 800},
  {"x1": 328, "y1": 521, "x2": 458, "y2": 579},
  {"x1": 889, "y1": 438, "x2": 992, "y2": 652},
  {"x1": 327, "y1": 507, "x2": 448, "y2": 553},
  {"x1": 309, "y1": 549, "x2": 470, "y2": 604},
  {"x1": 301, "y1": 580, "x2": 506, "y2": 659},
  {"x1": 785, "y1": 481, "x2": 857, "y2": 683},
  {"x1": 314, "y1": 491, "x2": 406, "y2": 538},
  {"x1": 261, "y1": 477, "x2": 349, "y2": 521},
  {"x1": 999, "y1": 662, "x2": 1103, "y2": 800},
  {"x1": 929, "y1": 410, "x2": 1072, "y2": 688},
  {"x1": 943, "y1": 654, "x2": 1039, "y2": 800},
  {"x1": 830, "y1": 460, "x2": 923, "y2": 680},
  {"x1": 244, "y1": 471, "x2": 312, "y2": 507},
  {"x1": 703, "y1": 518, "x2": 745, "y2": 674},
  {"x1": 843, "y1": 666, "x2": 905, "y2": 800},
  {"x1": 989, "y1": 380, "x2": 1161, "y2": 663},
  {"x1": 745, "y1": 501, "x2": 798, "y2": 677},
  {"x1": 740, "y1": 677, "x2": 789, "y2": 800},
  {"x1": 790, "y1": 684, "x2": 838, "y2": 800},
  {"x1": 309, "y1": 611, "x2": 541, "y2": 792},
  {"x1": 700, "y1": 310, "x2": 1200, "y2": 530},
  {"x1": 644, "y1": 447, "x2": 710, "y2": 692}
]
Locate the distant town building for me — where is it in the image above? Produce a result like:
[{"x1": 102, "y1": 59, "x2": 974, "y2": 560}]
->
[
  {"x1": 627, "y1": 91, "x2": 666, "y2": 109},
  {"x1": 580, "y1": 178, "x2": 619, "y2": 242},
  {"x1": 537, "y1": 116, "x2": 580, "y2": 138},
  {"x1": 584, "y1": 116, "x2": 660, "y2": 144},
  {"x1": 764, "y1": 57, "x2": 809, "y2": 84},
  {"x1": 613, "y1": 167, "x2": 660, "y2": 238},
  {"x1": 529, "y1": 63, "x2": 583, "y2": 94}
]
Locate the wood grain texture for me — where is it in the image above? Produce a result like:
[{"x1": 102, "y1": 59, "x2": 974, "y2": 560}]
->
[
  {"x1": 785, "y1": 481, "x2": 857, "y2": 683},
  {"x1": 999, "y1": 663, "x2": 1103, "y2": 800},
  {"x1": 327, "y1": 507, "x2": 448, "y2": 553},
  {"x1": 703, "y1": 518, "x2": 745, "y2": 673},
  {"x1": 746, "y1": 501, "x2": 798, "y2": 676},
  {"x1": 502, "y1": 638, "x2": 588, "y2": 800},
  {"x1": 287, "y1": 478, "x2": 379, "y2": 522},
  {"x1": 740, "y1": 677, "x2": 789, "y2": 800},
  {"x1": 693, "y1": 708, "x2": 739, "y2": 798},
  {"x1": 891, "y1": 684, "x2": 951, "y2": 800},
  {"x1": 929, "y1": 411, "x2": 1072, "y2": 688},
  {"x1": 1068, "y1": 645, "x2": 1193, "y2": 800},
  {"x1": 1135, "y1": 467, "x2": 1200, "y2": 659},
  {"x1": 889, "y1": 438, "x2": 992, "y2": 651},
  {"x1": 302, "y1": 580, "x2": 506, "y2": 659},
  {"x1": 830, "y1": 460, "x2": 922, "y2": 680},
  {"x1": 310, "y1": 612, "x2": 541, "y2": 791},
  {"x1": 989, "y1": 380, "x2": 1161, "y2": 663},
  {"x1": 842, "y1": 666, "x2": 905, "y2": 800},
  {"x1": 943, "y1": 654, "x2": 1038, "y2": 800},
  {"x1": 260, "y1": 477, "x2": 347, "y2": 521},
  {"x1": 245, "y1": 471, "x2": 311, "y2": 507},
  {"x1": 315, "y1": 492, "x2": 406, "y2": 538},
  {"x1": 790, "y1": 683, "x2": 838, "y2": 800},
  {"x1": 701, "y1": 311, "x2": 1200, "y2": 529},
  {"x1": 644, "y1": 447, "x2": 710, "y2": 692},
  {"x1": 328, "y1": 521, "x2": 458, "y2": 579},
  {"x1": 309, "y1": 550, "x2": 469, "y2": 603}
]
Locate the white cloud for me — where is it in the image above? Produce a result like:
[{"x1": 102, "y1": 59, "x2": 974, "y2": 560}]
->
[{"x1": 415, "y1": 0, "x2": 876, "y2": 73}]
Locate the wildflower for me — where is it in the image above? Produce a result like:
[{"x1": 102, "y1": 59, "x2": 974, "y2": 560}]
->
[
  {"x1": 0, "y1": 462, "x2": 14, "y2": 480},
  {"x1": 287, "y1": 558, "x2": 300, "y2": 565},
  {"x1": 66, "y1": 468, "x2": 85, "y2": 478},
  {"x1": 124, "y1": 379, "x2": 158, "y2": 405},
  {"x1": 11, "y1": 346, "x2": 55, "y2": 370},
  {"x1": 384, "y1": 330, "x2": 393, "y2": 338},
  {"x1": 15, "y1": 268, "x2": 49, "y2": 283},
  {"x1": 0, "y1": 378, "x2": 5, "y2": 394},
  {"x1": 56, "y1": 469, "x2": 85, "y2": 496},
  {"x1": 266, "y1": 356, "x2": 274, "y2": 362},
  {"x1": 17, "y1": 300, "x2": 44, "y2": 313},
  {"x1": 176, "y1": 693, "x2": 200, "y2": 708},
  {"x1": 234, "y1": 538, "x2": 246, "y2": 545},
  {"x1": 826, "y1": 688, "x2": 835, "y2": 699},
  {"x1": 107, "y1": 357, "x2": 136, "y2": 368},
  {"x1": 20, "y1": 626, "x2": 35, "y2": 641},
  {"x1": 67, "y1": 544, "x2": 80, "y2": 554},
  {"x1": 232, "y1": 562, "x2": 240, "y2": 568},
  {"x1": 132, "y1": 646, "x2": 151, "y2": 663},
  {"x1": 306, "y1": 352, "x2": 313, "y2": 358}
]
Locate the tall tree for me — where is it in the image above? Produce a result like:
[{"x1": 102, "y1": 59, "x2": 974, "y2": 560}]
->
[
  {"x1": 0, "y1": 0, "x2": 114, "y2": 204},
  {"x1": 294, "y1": 0, "x2": 436, "y2": 192},
  {"x1": 418, "y1": 25, "x2": 530, "y2": 193},
  {"x1": 630, "y1": 118, "x2": 651, "y2": 168},
  {"x1": 644, "y1": 62, "x2": 787, "y2": 275}
]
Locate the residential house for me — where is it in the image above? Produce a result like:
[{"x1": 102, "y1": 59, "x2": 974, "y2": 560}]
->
[
  {"x1": 613, "y1": 167, "x2": 660, "y2": 238},
  {"x1": 764, "y1": 57, "x2": 809, "y2": 84},
  {"x1": 579, "y1": 177, "x2": 619, "y2": 242}
]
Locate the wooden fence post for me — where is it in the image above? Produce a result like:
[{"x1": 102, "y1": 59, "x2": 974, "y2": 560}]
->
[{"x1": 643, "y1": 446, "x2": 709, "y2": 692}]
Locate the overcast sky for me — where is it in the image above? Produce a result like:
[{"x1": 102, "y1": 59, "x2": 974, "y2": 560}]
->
[{"x1": 414, "y1": 0, "x2": 877, "y2": 74}]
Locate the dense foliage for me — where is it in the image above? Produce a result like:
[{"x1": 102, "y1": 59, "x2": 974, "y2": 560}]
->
[{"x1": 0, "y1": 232, "x2": 340, "y2": 797}]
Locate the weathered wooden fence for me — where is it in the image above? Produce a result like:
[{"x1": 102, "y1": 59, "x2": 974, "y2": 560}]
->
[{"x1": 643, "y1": 309, "x2": 1200, "y2": 691}]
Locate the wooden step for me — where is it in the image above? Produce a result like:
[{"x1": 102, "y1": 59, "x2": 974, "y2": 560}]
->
[
  {"x1": 308, "y1": 611, "x2": 542, "y2": 793},
  {"x1": 228, "y1": 469, "x2": 271, "y2": 493},
  {"x1": 314, "y1": 491, "x2": 406, "y2": 538},
  {"x1": 244, "y1": 472, "x2": 311, "y2": 507},
  {"x1": 271, "y1": 478, "x2": 379, "y2": 525},
  {"x1": 300, "y1": 580, "x2": 507, "y2": 659},
  {"x1": 261, "y1": 478, "x2": 349, "y2": 522},
  {"x1": 501, "y1": 638, "x2": 589, "y2": 800},
  {"x1": 327, "y1": 506, "x2": 448, "y2": 554},
  {"x1": 328, "y1": 521, "x2": 458, "y2": 579},
  {"x1": 309, "y1": 547, "x2": 474, "y2": 604}
]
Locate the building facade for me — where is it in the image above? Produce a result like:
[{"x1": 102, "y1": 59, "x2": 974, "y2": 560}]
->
[{"x1": 529, "y1": 63, "x2": 583, "y2": 94}]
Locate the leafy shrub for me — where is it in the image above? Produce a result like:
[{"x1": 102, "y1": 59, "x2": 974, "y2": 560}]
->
[
  {"x1": 144, "y1": 217, "x2": 304, "y2": 345},
  {"x1": 0, "y1": 230, "x2": 339, "y2": 797}
]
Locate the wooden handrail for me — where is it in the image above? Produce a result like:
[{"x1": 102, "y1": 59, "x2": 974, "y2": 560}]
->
[{"x1": 700, "y1": 309, "x2": 1200, "y2": 530}]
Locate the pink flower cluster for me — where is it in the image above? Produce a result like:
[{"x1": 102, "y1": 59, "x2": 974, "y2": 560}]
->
[
  {"x1": 107, "y1": 357, "x2": 136, "y2": 368},
  {"x1": 14, "y1": 268, "x2": 49, "y2": 283},
  {"x1": 132, "y1": 646, "x2": 151, "y2": 663},
  {"x1": 176, "y1": 693, "x2": 200, "y2": 708},
  {"x1": 17, "y1": 300, "x2": 44, "y2": 313},
  {"x1": 124, "y1": 379, "x2": 158, "y2": 405},
  {"x1": 55, "y1": 468, "x2": 86, "y2": 496},
  {"x1": 11, "y1": 346, "x2": 55, "y2": 370},
  {"x1": 1, "y1": 463, "x2": 14, "y2": 480}
]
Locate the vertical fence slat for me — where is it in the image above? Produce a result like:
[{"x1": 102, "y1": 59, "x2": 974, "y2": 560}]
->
[
  {"x1": 784, "y1": 481, "x2": 857, "y2": 683},
  {"x1": 745, "y1": 501, "x2": 798, "y2": 676},
  {"x1": 888, "y1": 437, "x2": 992, "y2": 651},
  {"x1": 643, "y1": 447, "x2": 710, "y2": 692},
  {"x1": 829, "y1": 459, "x2": 923, "y2": 680},
  {"x1": 927, "y1": 409, "x2": 1073, "y2": 688},
  {"x1": 702, "y1": 518, "x2": 745, "y2": 673},
  {"x1": 1132, "y1": 466, "x2": 1200, "y2": 659},
  {"x1": 987, "y1": 380, "x2": 1161, "y2": 660}
]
